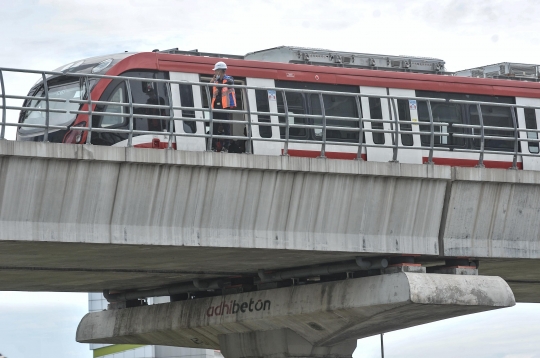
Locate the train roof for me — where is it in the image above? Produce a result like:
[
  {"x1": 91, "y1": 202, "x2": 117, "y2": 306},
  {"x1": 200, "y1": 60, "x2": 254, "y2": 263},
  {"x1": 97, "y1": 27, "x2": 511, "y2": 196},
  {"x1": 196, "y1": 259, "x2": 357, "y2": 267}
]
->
[{"x1": 47, "y1": 47, "x2": 540, "y2": 99}]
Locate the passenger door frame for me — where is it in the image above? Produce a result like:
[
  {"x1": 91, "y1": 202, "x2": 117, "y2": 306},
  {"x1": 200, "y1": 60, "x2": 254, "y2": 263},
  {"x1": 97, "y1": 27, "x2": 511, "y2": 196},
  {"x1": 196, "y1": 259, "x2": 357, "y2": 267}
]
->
[{"x1": 170, "y1": 72, "x2": 206, "y2": 152}]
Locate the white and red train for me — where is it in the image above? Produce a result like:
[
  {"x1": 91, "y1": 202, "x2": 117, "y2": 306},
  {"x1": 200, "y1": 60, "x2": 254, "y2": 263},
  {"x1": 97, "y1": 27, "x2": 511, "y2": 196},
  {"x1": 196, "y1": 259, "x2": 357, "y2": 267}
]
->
[{"x1": 17, "y1": 46, "x2": 540, "y2": 170}]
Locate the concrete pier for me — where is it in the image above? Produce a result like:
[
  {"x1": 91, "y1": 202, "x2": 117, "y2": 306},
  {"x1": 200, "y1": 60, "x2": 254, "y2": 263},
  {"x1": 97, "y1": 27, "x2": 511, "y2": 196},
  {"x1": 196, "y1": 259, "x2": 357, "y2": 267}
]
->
[{"x1": 77, "y1": 272, "x2": 515, "y2": 358}]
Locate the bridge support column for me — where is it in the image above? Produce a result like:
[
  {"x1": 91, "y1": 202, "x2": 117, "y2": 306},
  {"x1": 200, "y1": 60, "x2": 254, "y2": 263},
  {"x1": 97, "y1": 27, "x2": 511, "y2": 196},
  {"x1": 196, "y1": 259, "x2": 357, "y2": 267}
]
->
[{"x1": 218, "y1": 329, "x2": 356, "y2": 358}]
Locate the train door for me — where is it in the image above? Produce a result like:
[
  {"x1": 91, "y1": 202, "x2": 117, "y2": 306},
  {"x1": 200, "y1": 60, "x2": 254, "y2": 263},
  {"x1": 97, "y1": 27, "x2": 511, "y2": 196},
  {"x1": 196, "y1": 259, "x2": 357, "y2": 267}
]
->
[
  {"x1": 516, "y1": 97, "x2": 540, "y2": 170},
  {"x1": 388, "y1": 88, "x2": 422, "y2": 164},
  {"x1": 170, "y1": 72, "x2": 206, "y2": 151},
  {"x1": 360, "y1": 86, "x2": 393, "y2": 162},
  {"x1": 200, "y1": 76, "x2": 248, "y2": 153},
  {"x1": 360, "y1": 86, "x2": 421, "y2": 164},
  {"x1": 245, "y1": 78, "x2": 281, "y2": 156}
]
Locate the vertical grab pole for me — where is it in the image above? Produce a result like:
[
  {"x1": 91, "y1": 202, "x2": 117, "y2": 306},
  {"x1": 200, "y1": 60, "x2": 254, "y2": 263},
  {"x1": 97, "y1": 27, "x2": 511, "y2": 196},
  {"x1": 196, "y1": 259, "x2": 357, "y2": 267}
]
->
[
  {"x1": 510, "y1": 106, "x2": 518, "y2": 169},
  {"x1": 166, "y1": 81, "x2": 174, "y2": 149},
  {"x1": 426, "y1": 100, "x2": 435, "y2": 164},
  {"x1": 125, "y1": 79, "x2": 134, "y2": 147},
  {"x1": 85, "y1": 76, "x2": 93, "y2": 145},
  {"x1": 0, "y1": 70, "x2": 6, "y2": 140},
  {"x1": 42, "y1": 73, "x2": 50, "y2": 142},
  {"x1": 205, "y1": 85, "x2": 213, "y2": 151},
  {"x1": 476, "y1": 103, "x2": 485, "y2": 168},
  {"x1": 390, "y1": 97, "x2": 399, "y2": 162},
  {"x1": 354, "y1": 95, "x2": 364, "y2": 160},
  {"x1": 319, "y1": 92, "x2": 326, "y2": 158},
  {"x1": 282, "y1": 89, "x2": 290, "y2": 156},
  {"x1": 244, "y1": 87, "x2": 253, "y2": 154}
]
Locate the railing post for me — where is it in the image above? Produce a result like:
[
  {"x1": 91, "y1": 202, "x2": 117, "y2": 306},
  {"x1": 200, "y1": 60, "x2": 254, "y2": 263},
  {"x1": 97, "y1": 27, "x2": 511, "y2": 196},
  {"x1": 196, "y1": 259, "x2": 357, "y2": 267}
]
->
[
  {"x1": 205, "y1": 85, "x2": 213, "y2": 151},
  {"x1": 0, "y1": 70, "x2": 6, "y2": 140},
  {"x1": 125, "y1": 79, "x2": 134, "y2": 147},
  {"x1": 390, "y1": 97, "x2": 399, "y2": 162},
  {"x1": 244, "y1": 87, "x2": 253, "y2": 154},
  {"x1": 282, "y1": 89, "x2": 290, "y2": 156},
  {"x1": 476, "y1": 103, "x2": 485, "y2": 168},
  {"x1": 354, "y1": 95, "x2": 364, "y2": 160},
  {"x1": 510, "y1": 105, "x2": 518, "y2": 170},
  {"x1": 166, "y1": 81, "x2": 174, "y2": 149},
  {"x1": 319, "y1": 92, "x2": 326, "y2": 158},
  {"x1": 42, "y1": 73, "x2": 50, "y2": 142},
  {"x1": 85, "y1": 76, "x2": 93, "y2": 145},
  {"x1": 426, "y1": 99, "x2": 435, "y2": 164}
]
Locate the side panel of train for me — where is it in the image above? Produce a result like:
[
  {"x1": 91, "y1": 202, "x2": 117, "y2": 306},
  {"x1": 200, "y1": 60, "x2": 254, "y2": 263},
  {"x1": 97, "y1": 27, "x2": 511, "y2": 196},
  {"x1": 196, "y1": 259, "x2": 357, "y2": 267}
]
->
[
  {"x1": 88, "y1": 66, "x2": 540, "y2": 171},
  {"x1": 168, "y1": 70, "x2": 540, "y2": 170}
]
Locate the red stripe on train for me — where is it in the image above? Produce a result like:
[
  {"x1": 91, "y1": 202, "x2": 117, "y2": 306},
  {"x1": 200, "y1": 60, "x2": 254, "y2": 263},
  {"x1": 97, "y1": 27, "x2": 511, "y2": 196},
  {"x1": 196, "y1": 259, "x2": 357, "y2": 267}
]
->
[
  {"x1": 282, "y1": 149, "x2": 521, "y2": 169},
  {"x1": 422, "y1": 157, "x2": 522, "y2": 169},
  {"x1": 285, "y1": 149, "x2": 367, "y2": 160}
]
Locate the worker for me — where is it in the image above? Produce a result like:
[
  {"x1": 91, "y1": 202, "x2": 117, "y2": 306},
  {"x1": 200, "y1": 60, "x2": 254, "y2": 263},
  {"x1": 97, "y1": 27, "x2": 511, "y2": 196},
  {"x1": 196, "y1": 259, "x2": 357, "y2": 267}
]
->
[{"x1": 210, "y1": 61, "x2": 236, "y2": 152}]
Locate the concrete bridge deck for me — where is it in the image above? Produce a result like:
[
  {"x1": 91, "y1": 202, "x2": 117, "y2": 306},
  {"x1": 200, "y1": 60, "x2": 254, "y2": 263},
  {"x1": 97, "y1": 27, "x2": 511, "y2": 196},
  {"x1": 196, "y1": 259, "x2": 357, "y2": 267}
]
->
[{"x1": 0, "y1": 140, "x2": 539, "y2": 302}]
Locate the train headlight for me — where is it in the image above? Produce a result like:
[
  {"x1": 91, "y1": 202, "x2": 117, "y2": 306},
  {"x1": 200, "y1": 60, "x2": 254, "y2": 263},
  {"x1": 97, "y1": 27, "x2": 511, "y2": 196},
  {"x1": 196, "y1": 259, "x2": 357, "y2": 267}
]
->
[{"x1": 92, "y1": 58, "x2": 113, "y2": 74}]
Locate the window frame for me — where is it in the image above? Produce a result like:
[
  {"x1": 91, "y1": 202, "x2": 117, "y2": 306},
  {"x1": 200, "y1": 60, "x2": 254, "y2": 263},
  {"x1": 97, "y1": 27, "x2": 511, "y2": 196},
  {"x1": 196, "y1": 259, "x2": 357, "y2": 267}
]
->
[
  {"x1": 416, "y1": 90, "x2": 515, "y2": 152},
  {"x1": 275, "y1": 80, "x2": 362, "y2": 143},
  {"x1": 98, "y1": 81, "x2": 128, "y2": 129}
]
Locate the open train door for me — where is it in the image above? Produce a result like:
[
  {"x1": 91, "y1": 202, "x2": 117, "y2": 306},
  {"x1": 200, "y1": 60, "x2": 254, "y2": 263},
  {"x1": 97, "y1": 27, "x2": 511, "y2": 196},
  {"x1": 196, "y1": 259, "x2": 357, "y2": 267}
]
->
[
  {"x1": 360, "y1": 86, "x2": 422, "y2": 164},
  {"x1": 170, "y1": 72, "x2": 206, "y2": 151},
  {"x1": 516, "y1": 97, "x2": 540, "y2": 170}
]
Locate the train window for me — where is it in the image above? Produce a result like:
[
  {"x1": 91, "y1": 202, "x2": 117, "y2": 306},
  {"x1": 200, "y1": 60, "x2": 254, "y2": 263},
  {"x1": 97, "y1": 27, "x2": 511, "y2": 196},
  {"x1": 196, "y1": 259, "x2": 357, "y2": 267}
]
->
[
  {"x1": 275, "y1": 80, "x2": 360, "y2": 142},
  {"x1": 417, "y1": 91, "x2": 514, "y2": 151},
  {"x1": 524, "y1": 108, "x2": 539, "y2": 154},
  {"x1": 132, "y1": 78, "x2": 169, "y2": 133},
  {"x1": 396, "y1": 99, "x2": 413, "y2": 146},
  {"x1": 92, "y1": 71, "x2": 170, "y2": 146},
  {"x1": 310, "y1": 93, "x2": 360, "y2": 143},
  {"x1": 20, "y1": 79, "x2": 82, "y2": 133},
  {"x1": 369, "y1": 97, "x2": 385, "y2": 144},
  {"x1": 179, "y1": 84, "x2": 196, "y2": 133},
  {"x1": 255, "y1": 90, "x2": 272, "y2": 138},
  {"x1": 101, "y1": 85, "x2": 125, "y2": 127},
  {"x1": 469, "y1": 105, "x2": 513, "y2": 152},
  {"x1": 417, "y1": 102, "x2": 465, "y2": 148},
  {"x1": 276, "y1": 91, "x2": 308, "y2": 139}
]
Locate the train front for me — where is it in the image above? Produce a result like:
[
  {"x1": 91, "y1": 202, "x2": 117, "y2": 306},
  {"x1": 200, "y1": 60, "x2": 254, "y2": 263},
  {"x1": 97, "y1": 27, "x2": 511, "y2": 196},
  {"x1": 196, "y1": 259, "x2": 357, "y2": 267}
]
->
[{"x1": 16, "y1": 54, "x2": 130, "y2": 143}]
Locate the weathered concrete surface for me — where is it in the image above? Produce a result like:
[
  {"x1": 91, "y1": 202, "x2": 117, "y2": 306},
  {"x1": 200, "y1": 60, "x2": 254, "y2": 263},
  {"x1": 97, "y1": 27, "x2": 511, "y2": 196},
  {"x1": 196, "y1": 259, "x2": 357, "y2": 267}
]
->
[
  {"x1": 76, "y1": 272, "x2": 515, "y2": 358},
  {"x1": 0, "y1": 140, "x2": 539, "y2": 302},
  {"x1": 442, "y1": 180, "x2": 540, "y2": 258},
  {"x1": 218, "y1": 330, "x2": 357, "y2": 358},
  {"x1": 0, "y1": 140, "x2": 446, "y2": 293},
  {"x1": 0, "y1": 141, "x2": 446, "y2": 255}
]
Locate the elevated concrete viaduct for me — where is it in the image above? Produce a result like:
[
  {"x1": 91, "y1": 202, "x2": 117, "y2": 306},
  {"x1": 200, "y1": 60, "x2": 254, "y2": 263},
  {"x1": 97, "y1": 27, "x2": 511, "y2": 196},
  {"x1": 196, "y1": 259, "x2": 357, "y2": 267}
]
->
[{"x1": 0, "y1": 140, "x2": 538, "y2": 356}]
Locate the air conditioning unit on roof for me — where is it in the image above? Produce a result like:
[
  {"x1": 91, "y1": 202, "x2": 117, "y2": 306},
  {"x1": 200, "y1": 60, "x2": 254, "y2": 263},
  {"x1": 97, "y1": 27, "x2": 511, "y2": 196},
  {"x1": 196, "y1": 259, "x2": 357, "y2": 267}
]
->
[
  {"x1": 244, "y1": 46, "x2": 446, "y2": 74},
  {"x1": 455, "y1": 62, "x2": 540, "y2": 81}
]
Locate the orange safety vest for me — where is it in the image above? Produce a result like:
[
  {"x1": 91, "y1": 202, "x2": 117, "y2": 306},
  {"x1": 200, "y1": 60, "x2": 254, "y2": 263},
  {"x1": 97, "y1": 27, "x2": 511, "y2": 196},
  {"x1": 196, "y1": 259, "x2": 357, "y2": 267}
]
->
[{"x1": 211, "y1": 77, "x2": 236, "y2": 109}]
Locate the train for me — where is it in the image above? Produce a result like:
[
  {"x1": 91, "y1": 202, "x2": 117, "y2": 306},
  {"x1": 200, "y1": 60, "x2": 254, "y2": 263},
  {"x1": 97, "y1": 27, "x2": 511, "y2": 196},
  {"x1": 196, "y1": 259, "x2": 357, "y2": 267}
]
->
[{"x1": 16, "y1": 46, "x2": 540, "y2": 170}]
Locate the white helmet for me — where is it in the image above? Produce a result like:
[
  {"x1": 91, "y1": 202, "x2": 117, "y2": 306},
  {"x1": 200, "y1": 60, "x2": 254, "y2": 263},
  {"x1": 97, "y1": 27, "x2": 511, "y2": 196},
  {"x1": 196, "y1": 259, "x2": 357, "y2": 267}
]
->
[{"x1": 213, "y1": 61, "x2": 227, "y2": 71}]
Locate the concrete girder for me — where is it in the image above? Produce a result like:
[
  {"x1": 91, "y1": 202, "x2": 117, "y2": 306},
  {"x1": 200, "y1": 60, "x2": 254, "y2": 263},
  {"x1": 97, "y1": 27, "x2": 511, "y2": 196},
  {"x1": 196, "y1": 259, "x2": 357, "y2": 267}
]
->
[
  {"x1": 0, "y1": 141, "x2": 540, "y2": 301},
  {"x1": 76, "y1": 272, "x2": 515, "y2": 358}
]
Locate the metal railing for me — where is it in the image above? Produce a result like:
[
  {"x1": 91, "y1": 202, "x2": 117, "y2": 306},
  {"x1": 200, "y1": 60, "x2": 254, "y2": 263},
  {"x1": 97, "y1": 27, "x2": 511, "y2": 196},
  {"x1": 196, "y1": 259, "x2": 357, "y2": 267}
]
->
[{"x1": 1, "y1": 66, "x2": 540, "y2": 169}]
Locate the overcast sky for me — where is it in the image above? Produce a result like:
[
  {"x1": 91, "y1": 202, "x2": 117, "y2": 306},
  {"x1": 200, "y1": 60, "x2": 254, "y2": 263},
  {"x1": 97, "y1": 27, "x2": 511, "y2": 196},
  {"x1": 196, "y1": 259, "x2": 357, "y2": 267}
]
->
[{"x1": 1, "y1": 0, "x2": 540, "y2": 357}]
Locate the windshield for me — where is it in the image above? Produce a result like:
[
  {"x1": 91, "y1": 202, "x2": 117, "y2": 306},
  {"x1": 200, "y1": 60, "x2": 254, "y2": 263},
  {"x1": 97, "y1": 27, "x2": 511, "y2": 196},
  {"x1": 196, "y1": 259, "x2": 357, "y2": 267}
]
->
[{"x1": 20, "y1": 80, "x2": 83, "y2": 132}]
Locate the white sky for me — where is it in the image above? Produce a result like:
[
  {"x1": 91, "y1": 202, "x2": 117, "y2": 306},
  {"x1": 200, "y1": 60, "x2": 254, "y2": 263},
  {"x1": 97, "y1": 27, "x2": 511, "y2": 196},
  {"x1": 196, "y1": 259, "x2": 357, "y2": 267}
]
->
[{"x1": 1, "y1": 0, "x2": 540, "y2": 357}]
